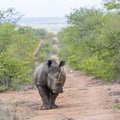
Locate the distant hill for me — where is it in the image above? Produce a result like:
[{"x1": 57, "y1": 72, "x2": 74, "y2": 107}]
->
[{"x1": 18, "y1": 17, "x2": 67, "y2": 24}]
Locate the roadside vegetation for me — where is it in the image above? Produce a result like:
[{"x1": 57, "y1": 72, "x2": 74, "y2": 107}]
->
[
  {"x1": 0, "y1": 8, "x2": 55, "y2": 91},
  {"x1": 58, "y1": 0, "x2": 120, "y2": 82},
  {"x1": 113, "y1": 103, "x2": 120, "y2": 109}
]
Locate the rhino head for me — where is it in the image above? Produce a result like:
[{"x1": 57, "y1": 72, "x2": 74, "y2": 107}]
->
[{"x1": 47, "y1": 60, "x2": 65, "y2": 93}]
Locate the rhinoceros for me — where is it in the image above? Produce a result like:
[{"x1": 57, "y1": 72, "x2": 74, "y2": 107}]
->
[{"x1": 33, "y1": 59, "x2": 66, "y2": 110}]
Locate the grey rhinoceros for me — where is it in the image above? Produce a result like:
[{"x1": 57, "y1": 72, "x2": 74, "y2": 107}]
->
[{"x1": 33, "y1": 59, "x2": 66, "y2": 110}]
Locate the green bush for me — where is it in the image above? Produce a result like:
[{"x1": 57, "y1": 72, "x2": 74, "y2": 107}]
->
[
  {"x1": 0, "y1": 24, "x2": 55, "y2": 90},
  {"x1": 113, "y1": 103, "x2": 120, "y2": 109},
  {"x1": 81, "y1": 55, "x2": 116, "y2": 82},
  {"x1": 58, "y1": 7, "x2": 120, "y2": 82}
]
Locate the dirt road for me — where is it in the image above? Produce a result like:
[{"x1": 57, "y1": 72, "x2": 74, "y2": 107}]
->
[{"x1": 0, "y1": 66, "x2": 120, "y2": 120}]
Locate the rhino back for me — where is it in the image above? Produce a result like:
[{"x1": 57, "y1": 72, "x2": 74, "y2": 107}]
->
[{"x1": 33, "y1": 62, "x2": 48, "y2": 86}]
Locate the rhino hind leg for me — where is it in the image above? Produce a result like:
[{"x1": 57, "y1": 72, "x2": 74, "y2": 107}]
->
[{"x1": 37, "y1": 86, "x2": 50, "y2": 110}]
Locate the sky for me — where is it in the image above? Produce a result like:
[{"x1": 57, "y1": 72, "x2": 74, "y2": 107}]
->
[{"x1": 0, "y1": 0, "x2": 103, "y2": 17}]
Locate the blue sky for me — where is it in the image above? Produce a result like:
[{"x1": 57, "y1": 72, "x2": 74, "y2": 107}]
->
[{"x1": 0, "y1": 0, "x2": 103, "y2": 17}]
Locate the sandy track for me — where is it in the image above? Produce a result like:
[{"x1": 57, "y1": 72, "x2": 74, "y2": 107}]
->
[{"x1": 0, "y1": 66, "x2": 120, "y2": 120}]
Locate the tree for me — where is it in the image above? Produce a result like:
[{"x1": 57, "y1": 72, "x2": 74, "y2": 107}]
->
[
  {"x1": 0, "y1": 25, "x2": 55, "y2": 91},
  {"x1": 103, "y1": 0, "x2": 120, "y2": 10},
  {"x1": 59, "y1": 8, "x2": 104, "y2": 67},
  {"x1": 0, "y1": 8, "x2": 23, "y2": 24},
  {"x1": 58, "y1": 7, "x2": 120, "y2": 82}
]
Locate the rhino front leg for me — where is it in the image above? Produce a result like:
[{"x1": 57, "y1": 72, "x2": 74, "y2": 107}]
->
[
  {"x1": 37, "y1": 86, "x2": 50, "y2": 110},
  {"x1": 49, "y1": 93, "x2": 59, "y2": 109}
]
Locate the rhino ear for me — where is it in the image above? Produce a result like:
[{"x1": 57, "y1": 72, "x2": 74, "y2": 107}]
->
[
  {"x1": 60, "y1": 61, "x2": 65, "y2": 67},
  {"x1": 47, "y1": 60, "x2": 52, "y2": 67}
]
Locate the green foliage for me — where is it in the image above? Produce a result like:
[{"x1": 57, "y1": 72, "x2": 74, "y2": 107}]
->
[
  {"x1": 58, "y1": 7, "x2": 120, "y2": 82},
  {"x1": 0, "y1": 8, "x2": 56, "y2": 91},
  {"x1": 113, "y1": 103, "x2": 120, "y2": 109},
  {"x1": 0, "y1": 52, "x2": 31, "y2": 90},
  {"x1": 32, "y1": 28, "x2": 47, "y2": 39},
  {"x1": 80, "y1": 55, "x2": 116, "y2": 82},
  {"x1": 0, "y1": 24, "x2": 54, "y2": 90},
  {"x1": 0, "y1": 23, "x2": 15, "y2": 52},
  {"x1": 0, "y1": 26, "x2": 55, "y2": 91},
  {"x1": 103, "y1": 0, "x2": 120, "y2": 10}
]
